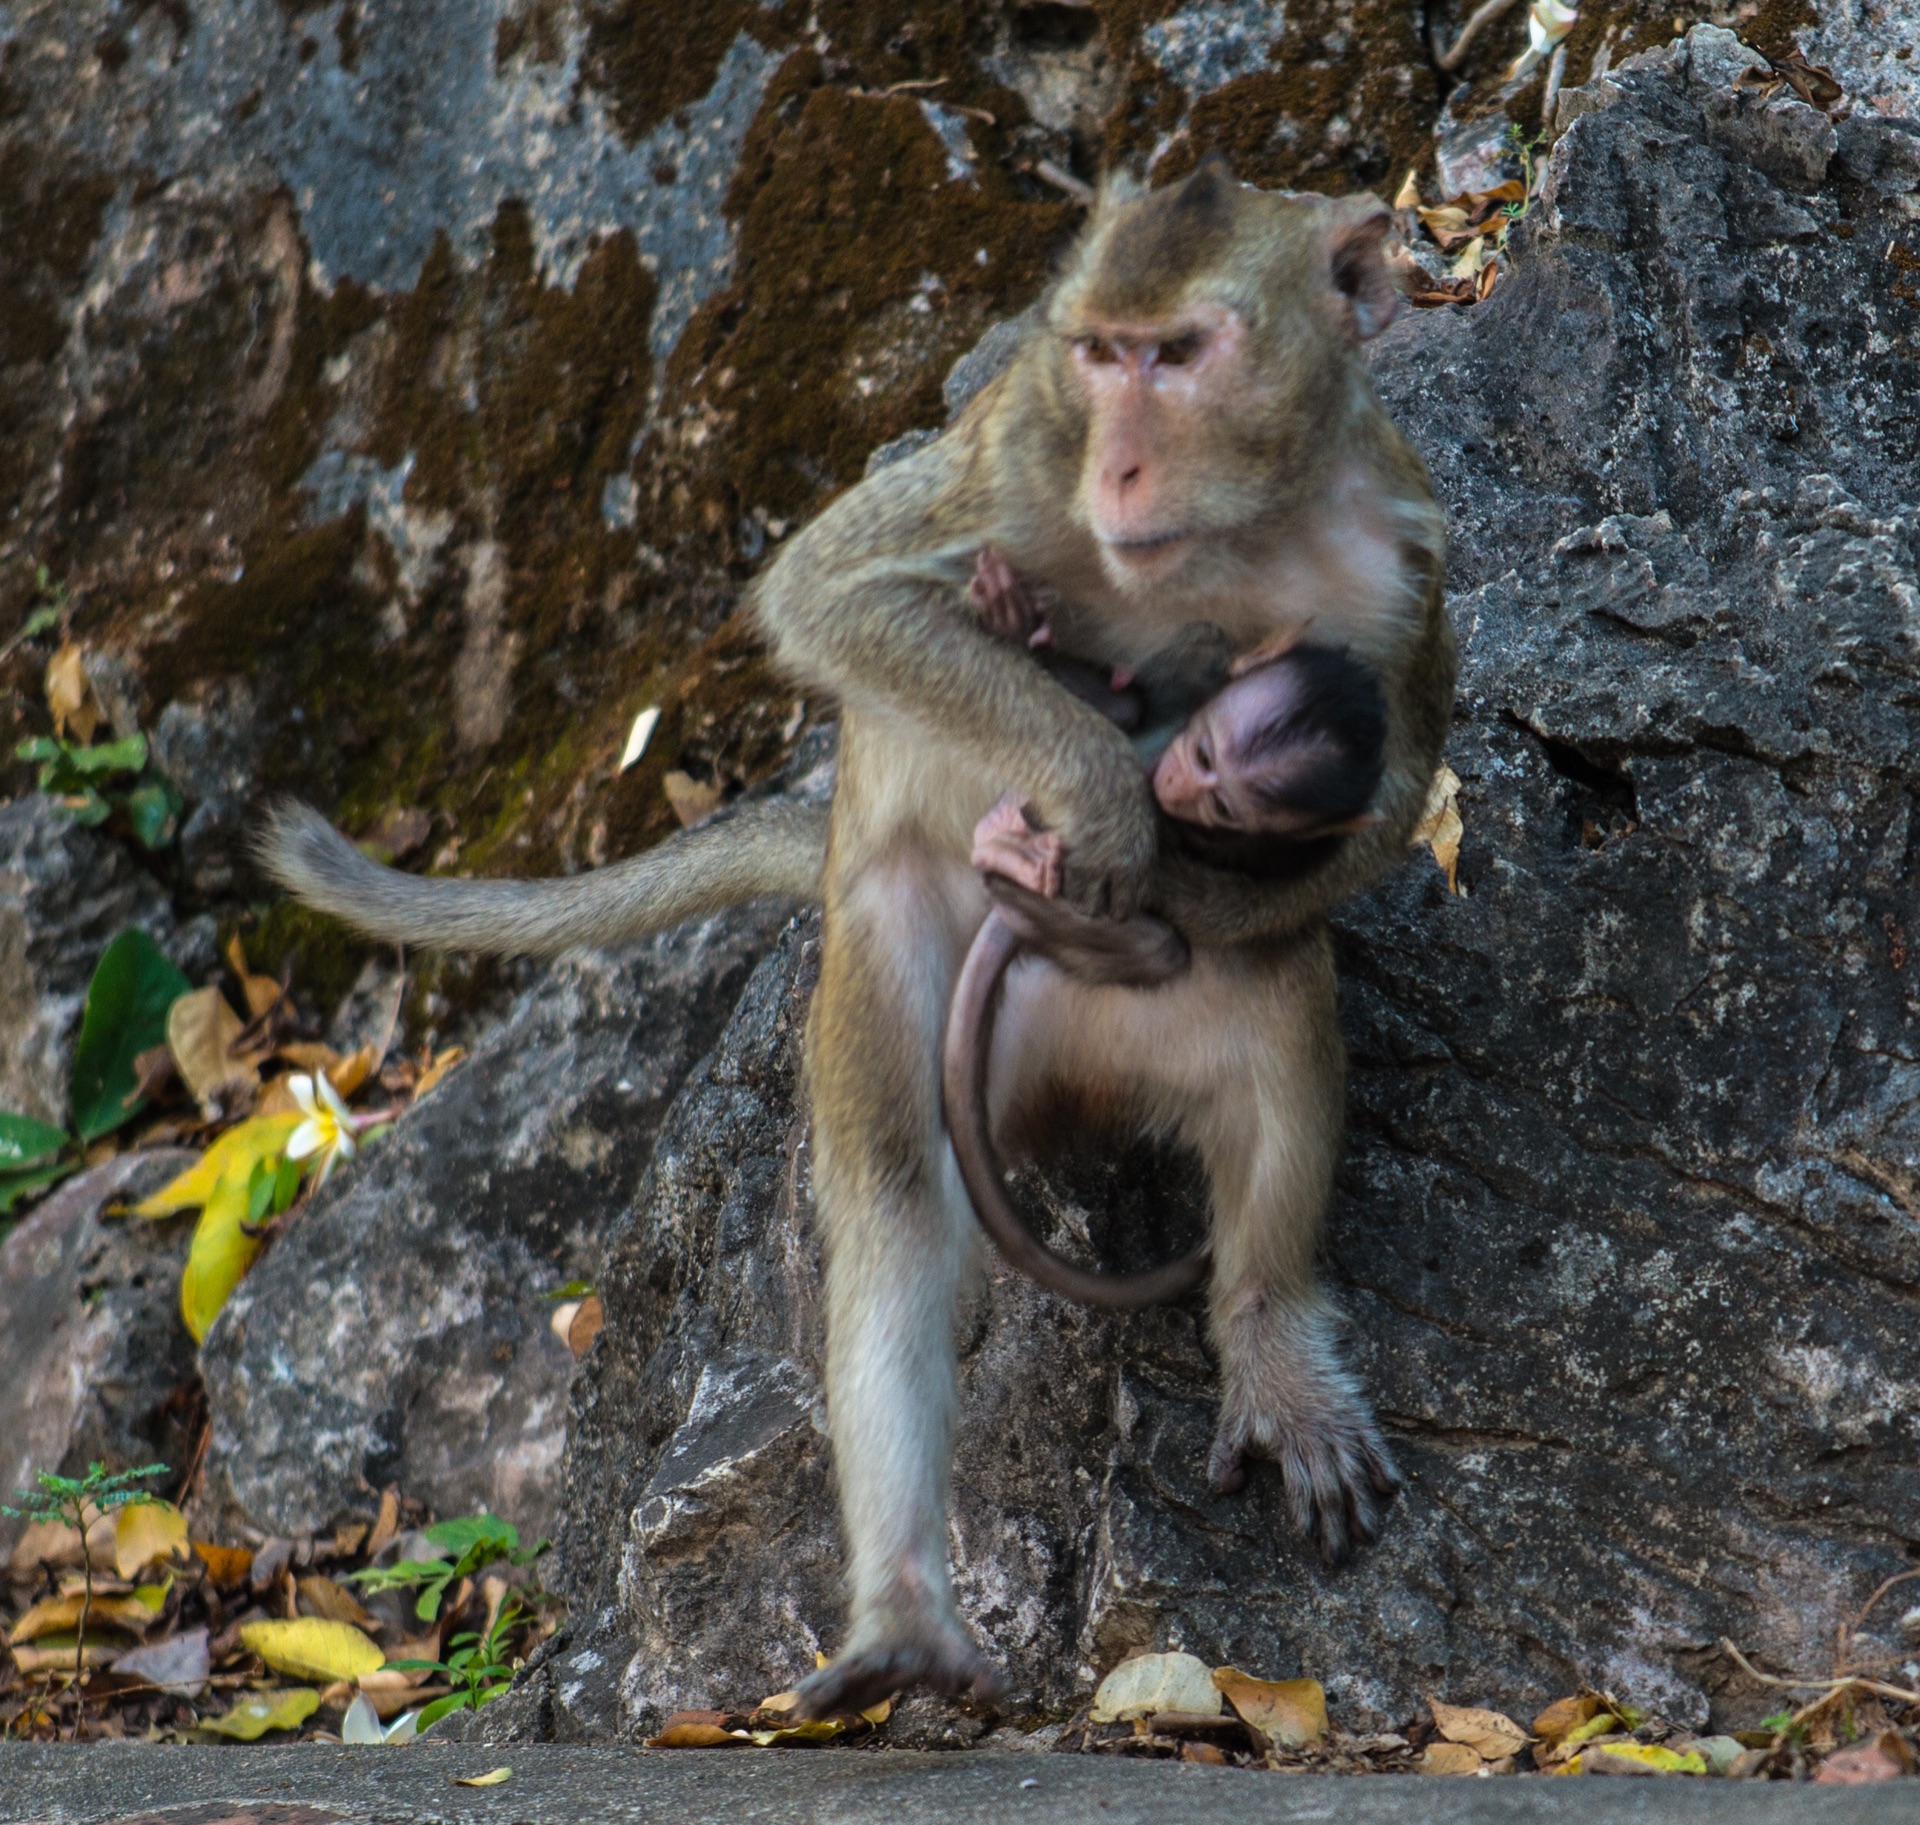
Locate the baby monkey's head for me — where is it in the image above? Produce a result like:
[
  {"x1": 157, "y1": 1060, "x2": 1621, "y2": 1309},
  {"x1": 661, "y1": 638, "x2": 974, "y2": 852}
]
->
[{"x1": 1150, "y1": 643, "x2": 1387, "y2": 839}]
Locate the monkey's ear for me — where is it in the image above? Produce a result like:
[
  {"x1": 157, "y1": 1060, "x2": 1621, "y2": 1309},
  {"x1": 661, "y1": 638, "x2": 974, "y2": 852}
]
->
[{"x1": 1328, "y1": 203, "x2": 1400, "y2": 342}]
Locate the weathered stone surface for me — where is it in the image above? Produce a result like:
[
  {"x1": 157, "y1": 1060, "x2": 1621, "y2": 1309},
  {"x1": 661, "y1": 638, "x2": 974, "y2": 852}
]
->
[
  {"x1": 0, "y1": 1152, "x2": 199, "y2": 1565},
  {"x1": 195, "y1": 898, "x2": 797, "y2": 1547},
  {"x1": 0, "y1": 797, "x2": 214, "y2": 1130},
  {"x1": 513, "y1": 32, "x2": 1920, "y2": 1740}
]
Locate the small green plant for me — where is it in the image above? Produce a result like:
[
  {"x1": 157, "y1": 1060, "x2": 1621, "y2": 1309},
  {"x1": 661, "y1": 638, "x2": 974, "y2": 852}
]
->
[
  {"x1": 391, "y1": 1597, "x2": 527, "y2": 1731},
  {"x1": 3, "y1": 1462, "x2": 168, "y2": 1728},
  {"x1": 16, "y1": 730, "x2": 183, "y2": 850},
  {"x1": 346, "y1": 1513, "x2": 547, "y2": 1621}
]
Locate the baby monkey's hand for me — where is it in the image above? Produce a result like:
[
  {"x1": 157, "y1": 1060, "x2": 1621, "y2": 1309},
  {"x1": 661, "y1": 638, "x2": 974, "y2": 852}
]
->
[
  {"x1": 971, "y1": 790, "x2": 1064, "y2": 898},
  {"x1": 970, "y1": 547, "x2": 1053, "y2": 650}
]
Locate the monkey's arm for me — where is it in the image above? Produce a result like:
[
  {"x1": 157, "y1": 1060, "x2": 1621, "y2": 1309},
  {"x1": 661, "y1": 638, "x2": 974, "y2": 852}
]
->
[
  {"x1": 257, "y1": 795, "x2": 827, "y2": 957},
  {"x1": 1146, "y1": 590, "x2": 1455, "y2": 945},
  {"x1": 753, "y1": 461, "x2": 1157, "y2": 909}
]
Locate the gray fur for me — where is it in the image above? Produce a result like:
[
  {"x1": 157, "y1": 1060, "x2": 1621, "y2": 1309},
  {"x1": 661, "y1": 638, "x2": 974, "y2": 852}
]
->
[{"x1": 256, "y1": 796, "x2": 827, "y2": 957}]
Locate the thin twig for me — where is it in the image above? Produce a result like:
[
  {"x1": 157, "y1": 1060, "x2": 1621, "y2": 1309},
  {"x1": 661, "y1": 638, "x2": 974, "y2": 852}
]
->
[
  {"x1": 1718, "y1": 1638, "x2": 1920, "y2": 1710},
  {"x1": 1032, "y1": 159, "x2": 1095, "y2": 206},
  {"x1": 1838, "y1": 1567, "x2": 1920, "y2": 1675},
  {"x1": 1435, "y1": 0, "x2": 1524, "y2": 72},
  {"x1": 372, "y1": 946, "x2": 408, "y2": 1074}
]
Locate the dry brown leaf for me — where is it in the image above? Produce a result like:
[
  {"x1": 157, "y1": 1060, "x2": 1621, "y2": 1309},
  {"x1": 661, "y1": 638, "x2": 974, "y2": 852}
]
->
[
  {"x1": 10, "y1": 1635, "x2": 124, "y2": 1674},
  {"x1": 1422, "y1": 1741, "x2": 1486, "y2": 1774},
  {"x1": 1091, "y1": 1651, "x2": 1221, "y2": 1723},
  {"x1": 1430, "y1": 1697, "x2": 1529, "y2": 1760},
  {"x1": 277, "y1": 1042, "x2": 343, "y2": 1074},
  {"x1": 1393, "y1": 170, "x2": 1421, "y2": 211},
  {"x1": 1413, "y1": 763, "x2": 1464, "y2": 893},
  {"x1": 192, "y1": 1540, "x2": 254, "y2": 1590},
  {"x1": 298, "y1": 1573, "x2": 378, "y2": 1629},
  {"x1": 1181, "y1": 1741, "x2": 1228, "y2": 1764},
  {"x1": 365, "y1": 806, "x2": 434, "y2": 861},
  {"x1": 1212, "y1": 1668, "x2": 1328, "y2": 1748},
  {"x1": 167, "y1": 987, "x2": 259, "y2": 1112},
  {"x1": 328, "y1": 1045, "x2": 377, "y2": 1100},
  {"x1": 1534, "y1": 1693, "x2": 1603, "y2": 1745},
  {"x1": 10, "y1": 1591, "x2": 156, "y2": 1644},
  {"x1": 45, "y1": 643, "x2": 101, "y2": 743},
  {"x1": 650, "y1": 1716, "x2": 749, "y2": 1748},
  {"x1": 365, "y1": 1488, "x2": 401, "y2": 1559},
  {"x1": 413, "y1": 1046, "x2": 466, "y2": 1099},
  {"x1": 225, "y1": 934, "x2": 286, "y2": 1019},
  {"x1": 663, "y1": 770, "x2": 723, "y2": 827},
  {"x1": 567, "y1": 1293, "x2": 605, "y2": 1357},
  {"x1": 1417, "y1": 203, "x2": 1475, "y2": 249}
]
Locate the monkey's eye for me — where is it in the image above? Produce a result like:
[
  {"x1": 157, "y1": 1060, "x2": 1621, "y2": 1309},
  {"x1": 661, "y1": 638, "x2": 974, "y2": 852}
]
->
[
  {"x1": 1194, "y1": 735, "x2": 1215, "y2": 774},
  {"x1": 1210, "y1": 792, "x2": 1237, "y2": 827},
  {"x1": 1156, "y1": 331, "x2": 1204, "y2": 367},
  {"x1": 1075, "y1": 334, "x2": 1117, "y2": 364}
]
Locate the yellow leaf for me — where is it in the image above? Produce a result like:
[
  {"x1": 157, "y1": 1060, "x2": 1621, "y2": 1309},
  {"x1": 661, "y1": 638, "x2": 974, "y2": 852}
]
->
[
  {"x1": 1393, "y1": 169, "x2": 1421, "y2": 211},
  {"x1": 1212, "y1": 1669, "x2": 1328, "y2": 1748},
  {"x1": 453, "y1": 1768, "x2": 513, "y2": 1787},
  {"x1": 1533, "y1": 1693, "x2": 1604, "y2": 1745},
  {"x1": 45, "y1": 643, "x2": 100, "y2": 744},
  {"x1": 9, "y1": 1591, "x2": 155, "y2": 1644},
  {"x1": 1430, "y1": 1697, "x2": 1530, "y2": 1760},
  {"x1": 181, "y1": 1172, "x2": 265, "y2": 1342},
  {"x1": 861, "y1": 1697, "x2": 892, "y2": 1726},
  {"x1": 133, "y1": 1113, "x2": 302, "y2": 1216},
  {"x1": 9, "y1": 1633, "x2": 123, "y2": 1673},
  {"x1": 166, "y1": 987, "x2": 258, "y2": 1112},
  {"x1": 240, "y1": 1617, "x2": 384, "y2": 1683},
  {"x1": 1412, "y1": 763, "x2": 1464, "y2": 893},
  {"x1": 1090, "y1": 1652, "x2": 1221, "y2": 1724},
  {"x1": 197, "y1": 1688, "x2": 321, "y2": 1740},
  {"x1": 1422, "y1": 1741, "x2": 1486, "y2": 1774},
  {"x1": 749, "y1": 1719, "x2": 844, "y2": 1746},
  {"x1": 1572, "y1": 1742, "x2": 1706, "y2": 1776},
  {"x1": 1554, "y1": 1711, "x2": 1628, "y2": 1758},
  {"x1": 114, "y1": 1499, "x2": 188, "y2": 1579}
]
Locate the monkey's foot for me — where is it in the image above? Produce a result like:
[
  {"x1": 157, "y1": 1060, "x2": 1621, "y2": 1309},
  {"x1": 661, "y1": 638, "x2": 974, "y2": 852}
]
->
[
  {"x1": 1207, "y1": 1363, "x2": 1401, "y2": 1565},
  {"x1": 793, "y1": 1622, "x2": 1006, "y2": 1721}
]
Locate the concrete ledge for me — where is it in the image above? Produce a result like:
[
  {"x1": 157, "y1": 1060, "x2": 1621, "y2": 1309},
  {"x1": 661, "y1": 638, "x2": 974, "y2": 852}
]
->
[{"x1": 0, "y1": 1745, "x2": 1907, "y2": 1824}]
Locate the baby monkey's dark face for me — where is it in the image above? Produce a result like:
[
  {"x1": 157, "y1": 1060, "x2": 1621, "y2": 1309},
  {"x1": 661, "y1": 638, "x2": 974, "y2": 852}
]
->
[{"x1": 1151, "y1": 644, "x2": 1388, "y2": 838}]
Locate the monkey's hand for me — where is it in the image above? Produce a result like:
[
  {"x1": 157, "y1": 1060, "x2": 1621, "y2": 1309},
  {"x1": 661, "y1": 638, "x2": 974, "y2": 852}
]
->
[
  {"x1": 971, "y1": 791, "x2": 1064, "y2": 898},
  {"x1": 983, "y1": 874, "x2": 1188, "y2": 987},
  {"x1": 969, "y1": 545, "x2": 1052, "y2": 649}
]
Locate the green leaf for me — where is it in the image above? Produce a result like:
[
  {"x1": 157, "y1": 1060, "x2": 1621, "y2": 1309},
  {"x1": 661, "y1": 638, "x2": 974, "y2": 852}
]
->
[
  {"x1": 15, "y1": 737, "x2": 61, "y2": 764},
  {"x1": 0, "y1": 1111, "x2": 68, "y2": 1171},
  {"x1": 247, "y1": 1158, "x2": 276, "y2": 1222},
  {"x1": 0, "y1": 1159, "x2": 77, "y2": 1214},
  {"x1": 424, "y1": 1514, "x2": 520, "y2": 1559},
  {"x1": 121, "y1": 777, "x2": 181, "y2": 851},
  {"x1": 67, "y1": 734, "x2": 148, "y2": 777},
  {"x1": 20, "y1": 605, "x2": 59, "y2": 641},
  {"x1": 69, "y1": 931, "x2": 191, "y2": 1140},
  {"x1": 272, "y1": 1153, "x2": 304, "y2": 1214},
  {"x1": 417, "y1": 1691, "x2": 477, "y2": 1731},
  {"x1": 542, "y1": 1280, "x2": 596, "y2": 1300}
]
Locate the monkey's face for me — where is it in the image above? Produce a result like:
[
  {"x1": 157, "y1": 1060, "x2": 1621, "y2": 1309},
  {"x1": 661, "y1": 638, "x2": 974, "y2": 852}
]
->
[
  {"x1": 1063, "y1": 301, "x2": 1257, "y2": 590},
  {"x1": 1151, "y1": 678, "x2": 1315, "y2": 834},
  {"x1": 1050, "y1": 160, "x2": 1402, "y2": 599}
]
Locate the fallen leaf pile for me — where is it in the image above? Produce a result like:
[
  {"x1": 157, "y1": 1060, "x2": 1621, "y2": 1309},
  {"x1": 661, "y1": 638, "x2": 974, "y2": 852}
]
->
[{"x1": 1, "y1": 1491, "x2": 555, "y2": 1745}]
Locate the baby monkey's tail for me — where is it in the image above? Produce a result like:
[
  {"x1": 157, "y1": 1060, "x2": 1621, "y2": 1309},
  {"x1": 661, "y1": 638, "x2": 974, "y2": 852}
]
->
[{"x1": 257, "y1": 796, "x2": 829, "y2": 957}]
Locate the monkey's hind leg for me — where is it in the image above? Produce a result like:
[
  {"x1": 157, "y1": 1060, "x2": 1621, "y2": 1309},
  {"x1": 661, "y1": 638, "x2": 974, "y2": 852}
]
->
[
  {"x1": 794, "y1": 851, "x2": 1005, "y2": 1721},
  {"x1": 1185, "y1": 931, "x2": 1400, "y2": 1563}
]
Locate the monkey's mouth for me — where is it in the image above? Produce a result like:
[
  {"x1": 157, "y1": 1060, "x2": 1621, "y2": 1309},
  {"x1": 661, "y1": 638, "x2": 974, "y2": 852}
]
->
[{"x1": 1103, "y1": 530, "x2": 1191, "y2": 561}]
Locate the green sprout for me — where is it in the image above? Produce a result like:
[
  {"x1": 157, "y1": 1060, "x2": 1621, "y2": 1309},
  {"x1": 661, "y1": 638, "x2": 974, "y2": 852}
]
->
[
  {"x1": 389, "y1": 1597, "x2": 527, "y2": 1731},
  {"x1": 345, "y1": 1513, "x2": 546, "y2": 1621},
  {"x1": 3, "y1": 1462, "x2": 169, "y2": 1727}
]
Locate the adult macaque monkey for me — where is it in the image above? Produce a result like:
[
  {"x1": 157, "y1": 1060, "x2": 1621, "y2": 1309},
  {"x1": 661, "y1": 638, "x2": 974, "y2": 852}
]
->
[{"x1": 262, "y1": 155, "x2": 1452, "y2": 1719}]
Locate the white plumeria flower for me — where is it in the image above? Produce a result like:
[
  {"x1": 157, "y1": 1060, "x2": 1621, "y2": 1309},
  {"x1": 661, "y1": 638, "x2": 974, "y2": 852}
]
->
[
  {"x1": 285, "y1": 1072, "x2": 359, "y2": 1186},
  {"x1": 1510, "y1": 0, "x2": 1578, "y2": 80}
]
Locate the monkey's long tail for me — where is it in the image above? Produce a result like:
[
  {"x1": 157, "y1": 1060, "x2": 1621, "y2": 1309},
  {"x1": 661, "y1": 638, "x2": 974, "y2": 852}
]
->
[{"x1": 257, "y1": 796, "x2": 829, "y2": 957}]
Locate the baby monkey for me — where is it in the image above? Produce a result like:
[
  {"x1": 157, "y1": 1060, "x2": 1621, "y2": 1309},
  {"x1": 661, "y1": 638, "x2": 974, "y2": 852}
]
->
[{"x1": 966, "y1": 547, "x2": 1387, "y2": 898}]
